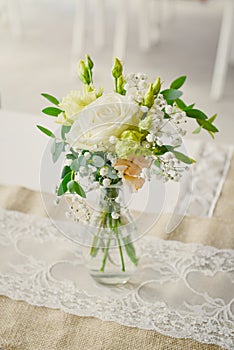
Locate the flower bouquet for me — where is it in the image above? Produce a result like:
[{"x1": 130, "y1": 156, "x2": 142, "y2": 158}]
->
[{"x1": 38, "y1": 55, "x2": 218, "y2": 284}]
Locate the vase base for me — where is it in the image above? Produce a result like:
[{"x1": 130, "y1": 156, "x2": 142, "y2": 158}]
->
[{"x1": 90, "y1": 271, "x2": 130, "y2": 285}]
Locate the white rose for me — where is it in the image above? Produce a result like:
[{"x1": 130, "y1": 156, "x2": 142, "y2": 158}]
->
[{"x1": 66, "y1": 93, "x2": 142, "y2": 151}]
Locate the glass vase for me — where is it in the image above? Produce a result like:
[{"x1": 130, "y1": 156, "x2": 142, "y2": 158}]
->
[{"x1": 82, "y1": 184, "x2": 139, "y2": 285}]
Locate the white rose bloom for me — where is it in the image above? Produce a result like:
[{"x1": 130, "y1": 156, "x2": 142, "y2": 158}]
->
[{"x1": 66, "y1": 93, "x2": 142, "y2": 151}]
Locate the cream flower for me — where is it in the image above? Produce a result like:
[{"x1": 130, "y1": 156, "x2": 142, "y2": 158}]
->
[
  {"x1": 56, "y1": 90, "x2": 97, "y2": 126},
  {"x1": 66, "y1": 93, "x2": 142, "y2": 151},
  {"x1": 114, "y1": 156, "x2": 152, "y2": 191}
]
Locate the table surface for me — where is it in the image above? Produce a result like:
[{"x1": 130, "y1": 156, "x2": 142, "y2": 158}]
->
[{"x1": 0, "y1": 110, "x2": 234, "y2": 350}]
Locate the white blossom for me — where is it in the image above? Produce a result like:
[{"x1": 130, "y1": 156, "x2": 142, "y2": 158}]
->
[
  {"x1": 165, "y1": 105, "x2": 173, "y2": 114},
  {"x1": 84, "y1": 152, "x2": 91, "y2": 160},
  {"x1": 146, "y1": 133, "x2": 155, "y2": 143},
  {"x1": 103, "y1": 178, "x2": 111, "y2": 187},
  {"x1": 100, "y1": 167, "x2": 108, "y2": 177},
  {"x1": 109, "y1": 135, "x2": 117, "y2": 144},
  {"x1": 111, "y1": 212, "x2": 120, "y2": 220},
  {"x1": 79, "y1": 166, "x2": 87, "y2": 174}
]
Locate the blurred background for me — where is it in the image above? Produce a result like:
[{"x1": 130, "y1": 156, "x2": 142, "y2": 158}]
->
[{"x1": 0, "y1": 0, "x2": 234, "y2": 191}]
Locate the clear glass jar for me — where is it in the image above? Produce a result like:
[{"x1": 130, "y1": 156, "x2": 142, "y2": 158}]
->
[{"x1": 82, "y1": 184, "x2": 139, "y2": 285}]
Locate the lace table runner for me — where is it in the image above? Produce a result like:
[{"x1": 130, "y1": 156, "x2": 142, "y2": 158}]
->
[{"x1": 0, "y1": 209, "x2": 233, "y2": 349}]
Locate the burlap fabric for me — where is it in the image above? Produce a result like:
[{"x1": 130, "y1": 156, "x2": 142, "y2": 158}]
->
[{"x1": 0, "y1": 156, "x2": 233, "y2": 350}]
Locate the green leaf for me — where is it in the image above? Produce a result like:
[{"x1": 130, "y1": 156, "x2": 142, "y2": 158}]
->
[
  {"x1": 68, "y1": 181, "x2": 86, "y2": 198},
  {"x1": 173, "y1": 151, "x2": 195, "y2": 164},
  {"x1": 122, "y1": 236, "x2": 138, "y2": 266},
  {"x1": 208, "y1": 131, "x2": 215, "y2": 139},
  {"x1": 70, "y1": 159, "x2": 80, "y2": 171},
  {"x1": 154, "y1": 159, "x2": 161, "y2": 168},
  {"x1": 185, "y1": 103, "x2": 195, "y2": 110},
  {"x1": 71, "y1": 156, "x2": 87, "y2": 171},
  {"x1": 61, "y1": 165, "x2": 71, "y2": 178},
  {"x1": 176, "y1": 98, "x2": 187, "y2": 110},
  {"x1": 164, "y1": 112, "x2": 171, "y2": 119},
  {"x1": 170, "y1": 76, "x2": 187, "y2": 90},
  {"x1": 57, "y1": 172, "x2": 72, "y2": 196},
  {"x1": 92, "y1": 155, "x2": 105, "y2": 167},
  {"x1": 197, "y1": 119, "x2": 219, "y2": 132},
  {"x1": 41, "y1": 93, "x2": 60, "y2": 106},
  {"x1": 208, "y1": 113, "x2": 217, "y2": 123},
  {"x1": 154, "y1": 145, "x2": 170, "y2": 156},
  {"x1": 192, "y1": 126, "x2": 202, "y2": 134},
  {"x1": 51, "y1": 140, "x2": 65, "y2": 163},
  {"x1": 42, "y1": 107, "x2": 63, "y2": 117},
  {"x1": 66, "y1": 153, "x2": 76, "y2": 160},
  {"x1": 61, "y1": 125, "x2": 71, "y2": 140},
  {"x1": 186, "y1": 109, "x2": 207, "y2": 120},
  {"x1": 37, "y1": 125, "x2": 55, "y2": 138},
  {"x1": 161, "y1": 89, "x2": 183, "y2": 102}
]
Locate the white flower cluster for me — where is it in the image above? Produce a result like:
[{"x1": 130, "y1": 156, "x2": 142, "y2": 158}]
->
[
  {"x1": 153, "y1": 152, "x2": 190, "y2": 182},
  {"x1": 66, "y1": 197, "x2": 91, "y2": 223},
  {"x1": 124, "y1": 73, "x2": 149, "y2": 104}
]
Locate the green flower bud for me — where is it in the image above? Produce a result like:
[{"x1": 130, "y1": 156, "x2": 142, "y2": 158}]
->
[
  {"x1": 115, "y1": 139, "x2": 139, "y2": 158},
  {"x1": 139, "y1": 115, "x2": 153, "y2": 131},
  {"x1": 120, "y1": 130, "x2": 143, "y2": 143},
  {"x1": 143, "y1": 84, "x2": 155, "y2": 108},
  {"x1": 85, "y1": 54, "x2": 94, "y2": 70},
  {"x1": 112, "y1": 57, "x2": 123, "y2": 79},
  {"x1": 96, "y1": 86, "x2": 104, "y2": 98},
  {"x1": 117, "y1": 75, "x2": 125, "y2": 94},
  {"x1": 153, "y1": 77, "x2": 161, "y2": 95},
  {"x1": 78, "y1": 59, "x2": 91, "y2": 85}
]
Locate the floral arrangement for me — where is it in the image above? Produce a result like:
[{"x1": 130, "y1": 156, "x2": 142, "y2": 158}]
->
[{"x1": 37, "y1": 55, "x2": 218, "y2": 278}]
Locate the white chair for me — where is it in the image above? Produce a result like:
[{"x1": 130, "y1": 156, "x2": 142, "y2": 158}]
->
[
  {"x1": 210, "y1": 0, "x2": 234, "y2": 100},
  {"x1": 71, "y1": 0, "x2": 106, "y2": 58},
  {"x1": 71, "y1": 0, "x2": 164, "y2": 60}
]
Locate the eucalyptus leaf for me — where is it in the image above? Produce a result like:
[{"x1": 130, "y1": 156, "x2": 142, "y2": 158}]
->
[
  {"x1": 170, "y1": 76, "x2": 186, "y2": 90},
  {"x1": 51, "y1": 140, "x2": 65, "y2": 163},
  {"x1": 161, "y1": 89, "x2": 183, "y2": 102},
  {"x1": 92, "y1": 155, "x2": 105, "y2": 167},
  {"x1": 71, "y1": 159, "x2": 80, "y2": 171},
  {"x1": 41, "y1": 93, "x2": 60, "y2": 106},
  {"x1": 42, "y1": 107, "x2": 63, "y2": 117},
  {"x1": 37, "y1": 125, "x2": 55, "y2": 138},
  {"x1": 61, "y1": 125, "x2": 71, "y2": 140},
  {"x1": 186, "y1": 109, "x2": 207, "y2": 120},
  {"x1": 107, "y1": 166, "x2": 118, "y2": 179}
]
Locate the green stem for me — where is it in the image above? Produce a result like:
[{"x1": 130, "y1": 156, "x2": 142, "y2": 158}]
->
[
  {"x1": 115, "y1": 78, "x2": 118, "y2": 93},
  {"x1": 100, "y1": 235, "x2": 111, "y2": 272},
  {"x1": 90, "y1": 212, "x2": 106, "y2": 256},
  {"x1": 114, "y1": 219, "x2": 125, "y2": 272}
]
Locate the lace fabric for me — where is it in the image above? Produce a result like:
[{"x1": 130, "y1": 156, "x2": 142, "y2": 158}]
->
[
  {"x1": 0, "y1": 208, "x2": 233, "y2": 349},
  {"x1": 177, "y1": 142, "x2": 233, "y2": 217}
]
